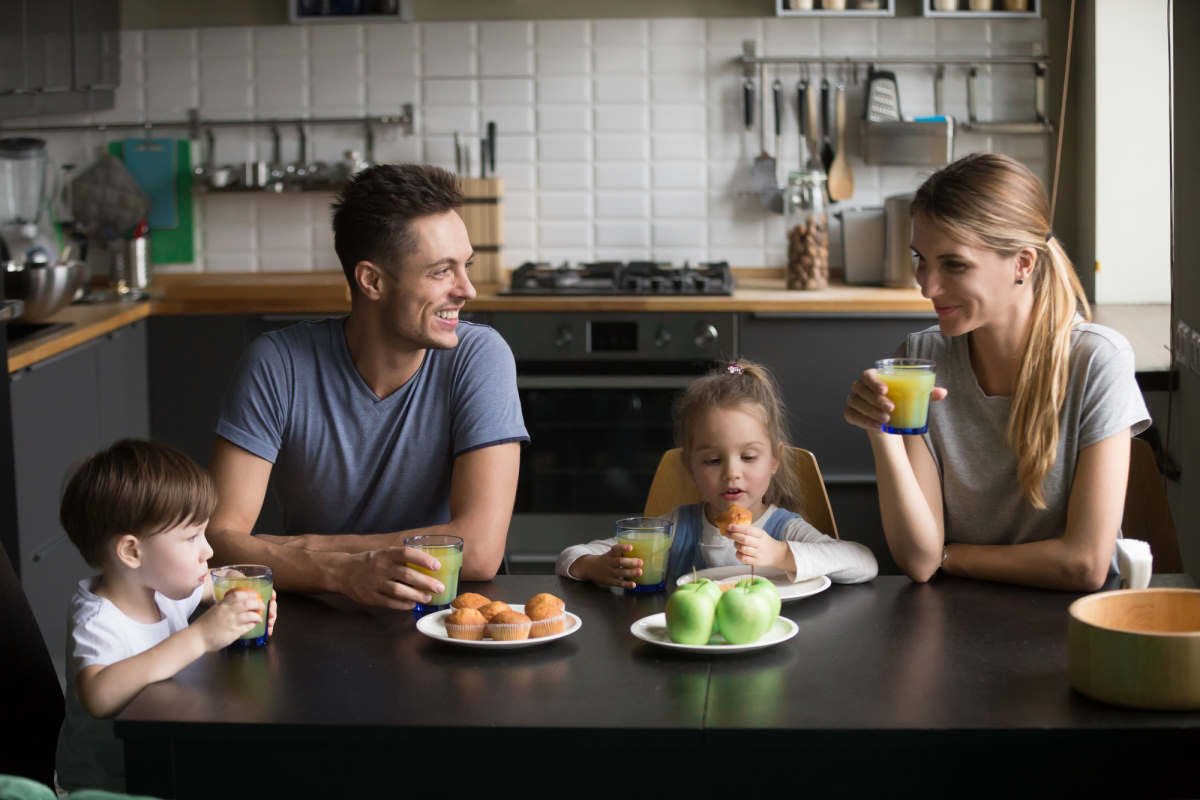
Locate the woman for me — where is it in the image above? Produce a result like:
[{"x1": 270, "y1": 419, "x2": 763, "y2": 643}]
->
[{"x1": 844, "y1": 154, "x2": 1149, "y2": 591}]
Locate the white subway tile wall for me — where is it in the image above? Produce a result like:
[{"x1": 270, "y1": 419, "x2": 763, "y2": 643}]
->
[{"x1": 30, "y1": 16, "x2": 1047, "y2": 273}]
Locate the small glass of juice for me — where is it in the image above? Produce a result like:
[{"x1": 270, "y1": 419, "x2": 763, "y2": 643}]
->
[
  {"x1": 404, "y1": 534, "x2": 464, "y2": 617},
  {"x1": 210, "y1": 564, "x2": 273, "y2": 649},
  {"x1": 615, "y1": 516, "x2": 675, "y2": 594},
  {"x1": 875, "y1": 358, "x2": 937, "y2": 435}
]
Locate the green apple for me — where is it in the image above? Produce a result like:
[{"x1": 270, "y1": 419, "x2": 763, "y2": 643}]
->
[
  {"x1": 744, "y1": 575, "x2": 782, "y2": 619},
  {"x1": 666, "y1": 583, "x2": 717, "y2": 645},
  {"x1": 715, "y1": 580, "x2": 774, "y2": 645},
  {"x1": 691, "y1": 578, "x2": 724, "y2": 637}
]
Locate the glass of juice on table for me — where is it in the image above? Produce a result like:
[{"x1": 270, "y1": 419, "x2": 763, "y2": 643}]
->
[
  {"x1": 210, "y1": 565, "x2": 273, "y2": 648},
  {"x1": 616, "y1": 516, "x2": 675, "y2": 594},
  {"x1": 404, "y1": 534, "x2": 464, "y2": 616},
  {"x1": 875, "y1": 358, "x2": 937, "y2": 435}
]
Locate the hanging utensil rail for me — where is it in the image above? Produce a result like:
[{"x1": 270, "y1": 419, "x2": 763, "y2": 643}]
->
[
  {"x1": 738, "y1": 41, "x2": 1052, "y2": 134},
  {"x1": 0, "y1": 104, "x2": 416, "y2": 138}
]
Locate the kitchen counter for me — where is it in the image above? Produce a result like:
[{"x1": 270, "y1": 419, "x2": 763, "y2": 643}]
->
[
  {"x1": 6, "y1": 273, "x2": 1174, "y2": 376},
  {"x1": 115, "y1": 574, "x2": 1199, "y2": 798}
]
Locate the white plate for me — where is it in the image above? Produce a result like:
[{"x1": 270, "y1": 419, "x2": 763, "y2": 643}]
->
[
  {"x1": 415, "y1": 603, "x2": 582, "y2": 649},
  {"x1": 676, "y1": 567, "x2": 832, "y2": 603},
  {"x1": 629, "y1": 613, "x2": 799, "y2": 654}
]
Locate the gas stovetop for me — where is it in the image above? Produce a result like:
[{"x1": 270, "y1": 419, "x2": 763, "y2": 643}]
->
[{"x1": 503, "y1": 260, "x2": 734, "y2": 296}]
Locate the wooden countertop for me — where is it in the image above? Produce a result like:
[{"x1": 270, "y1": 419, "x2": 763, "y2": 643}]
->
[{"x1": 7, "y1": 271, "x2": 933, "y2": 373}]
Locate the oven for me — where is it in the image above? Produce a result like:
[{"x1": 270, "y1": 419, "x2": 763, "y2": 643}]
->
[{"x1": 491, "y1": 312, "x2": 738, "y2": 572}]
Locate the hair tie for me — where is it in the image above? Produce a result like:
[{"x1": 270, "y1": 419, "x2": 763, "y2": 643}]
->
[
  {"x1": 1045, "y1": 230, "x2": 1055, "y2": 242},
  {"x1": 726, "y1": 362, "x2": 744, "y2": 375}
]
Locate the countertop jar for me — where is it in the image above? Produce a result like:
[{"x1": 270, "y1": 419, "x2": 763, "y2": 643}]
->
[{"x1": 785, "y1": 169, "x2": 830, "y2": 290}]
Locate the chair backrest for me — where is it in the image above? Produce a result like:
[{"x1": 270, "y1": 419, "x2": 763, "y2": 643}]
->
[
  {"x1": 643, "y1": 447, "x2": 839, "y2": 539},
  {"x1": 1124, "y1": 437, "x2": 1183, "y2": 573},
  {"x1": 0, "y1": 544, "x2": 64, "y2": 787}
]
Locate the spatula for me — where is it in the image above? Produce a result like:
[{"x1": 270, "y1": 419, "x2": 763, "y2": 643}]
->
[
  {"x1": 827, "y1": 83, "x2": 855, "y2": 202},
  {"x1": 750, "y1": 67, "x2": 778, "y2": 202}
]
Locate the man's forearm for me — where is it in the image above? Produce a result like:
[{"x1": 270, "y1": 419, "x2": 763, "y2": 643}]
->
[{"x1": 208, "y1": 528, "x2": 350, "y2": 594}]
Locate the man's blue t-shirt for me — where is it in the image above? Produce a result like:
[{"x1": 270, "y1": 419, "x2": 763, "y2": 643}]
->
[{"x1": 215, "y1": 317, "x2": 529, "y2": 535}]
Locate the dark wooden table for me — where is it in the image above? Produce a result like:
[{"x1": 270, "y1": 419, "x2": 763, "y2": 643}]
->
[{"x1": 116, "y1": 575, "x2": 1200, "y2": 799}]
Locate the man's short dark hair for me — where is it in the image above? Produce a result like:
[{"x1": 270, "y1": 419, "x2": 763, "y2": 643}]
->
[
  {"x1": 60, "y1": 439, "x2": 217, "y2": 568},
  {"x1": 331, "y1": 163, "x2": 464, "y2": 292}
]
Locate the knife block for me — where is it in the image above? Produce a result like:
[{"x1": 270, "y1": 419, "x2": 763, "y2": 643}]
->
[{"x1": 457, "y1": 178, "x2": 503, "y2": 284}]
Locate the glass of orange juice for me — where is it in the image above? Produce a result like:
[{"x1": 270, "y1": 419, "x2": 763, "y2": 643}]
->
[
  {"x1": 875, "y1": 358, "x2": 937, "y2": 434},
  {"x1": 404, "y1": 534, "x2": 464, "y2": 616},
  {"x1": 211, "y1": 564, "x2": 273, "y2": 648},
  {"x1": 616, "y1": 516, "x2": 675, "y2": 594}
]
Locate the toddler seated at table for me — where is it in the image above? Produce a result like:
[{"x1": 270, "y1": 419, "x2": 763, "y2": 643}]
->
[
  {"x1": 557, "y1": 360, "x2": 878, "y2": 589},
  {"x1": 54, "y1": 439, "x2": 277, "y2": 793}
]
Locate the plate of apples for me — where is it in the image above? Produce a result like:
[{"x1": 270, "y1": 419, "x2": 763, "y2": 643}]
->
[
  {"x1": 630, "y1": 574, "x2": 799, "y2": 654},
  {"x1": 677, "y1": 566, "x2": 831, "y2": 603}
]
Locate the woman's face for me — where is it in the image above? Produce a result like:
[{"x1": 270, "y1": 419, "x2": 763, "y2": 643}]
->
[{"x1": 910, "y1": 212, "x2": 1030, "y2": 337}]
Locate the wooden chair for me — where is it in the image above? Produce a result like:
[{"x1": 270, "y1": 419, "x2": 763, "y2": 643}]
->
[
  {"x1": 643, "y1": 447, "x2": 839, "y2": 539},
  {"x1": 1124, "y1": 437, "x2": 1183, "y2": 573},
  {"x1": 0, "y1": 544, "x2": 64, "y2": 787}
]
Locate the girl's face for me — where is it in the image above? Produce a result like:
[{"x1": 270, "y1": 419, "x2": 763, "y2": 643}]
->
[
  {"x1": 911, "y1": 212, "x2": 1031, "y2": 337},
  {"x1": 685, "y1": 404, "x2": 780, "y2": 523}
]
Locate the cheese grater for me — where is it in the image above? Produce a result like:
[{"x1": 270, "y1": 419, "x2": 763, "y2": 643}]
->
[{"x1": 865, "y1": 68, "x2": 901, "y2": 122}]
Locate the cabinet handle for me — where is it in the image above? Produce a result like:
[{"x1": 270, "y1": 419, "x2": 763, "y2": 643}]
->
[
  {"x1": 31, "y1": 534, "x2": 71, "y2": 563},
  {"x1": 749, "y1": 312, "x2": 936, "y2": 320}
]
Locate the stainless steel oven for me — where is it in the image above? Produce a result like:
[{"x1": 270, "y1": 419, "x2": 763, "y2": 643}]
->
[{"x1": 491, "y1": 312, "x2": 737, "y2": 571}]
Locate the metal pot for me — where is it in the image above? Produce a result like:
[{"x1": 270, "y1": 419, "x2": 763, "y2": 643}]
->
[{"x1": 3, "y1": 261, "x2": 86, "y2": 322}]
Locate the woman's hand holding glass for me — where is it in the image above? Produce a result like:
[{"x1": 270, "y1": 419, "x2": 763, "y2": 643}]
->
[{"x1": 844, "y1": 368, "x2": 947, "y2": 433}]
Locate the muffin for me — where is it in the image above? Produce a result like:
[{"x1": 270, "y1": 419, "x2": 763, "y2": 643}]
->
[
  {"x1": 444, "y1": 607, "x2": 487, "y2": 641},
  {"x1": 525, "y1": 593, "x2": 565, "y2": 614},
  {"x1": 451, "y1": 592, "x2": 491, "y2": 611},
  {"x1": 716, "y1": 503, "x2": 752, "y2": 537},
  {"x1": 477, "y1": 600, "x2": 512, "y2": 622},
  {"x1": 527, "y1": 601, "x2": 567, "y2": 638},
  {"x1": 487, "y1": 609, "x2": 532, "y2": 641}
]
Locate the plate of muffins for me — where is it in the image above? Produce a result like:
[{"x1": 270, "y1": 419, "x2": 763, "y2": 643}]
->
[{"x1": 416, "y1": 591, "x2": 582, "y2": 649}]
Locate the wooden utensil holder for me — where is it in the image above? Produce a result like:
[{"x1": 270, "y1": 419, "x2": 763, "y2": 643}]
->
[{"x1": 458, "y1": 178, "x2": 503, "y2": 284}]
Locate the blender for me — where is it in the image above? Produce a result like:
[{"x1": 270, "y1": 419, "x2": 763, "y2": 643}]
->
[{"x1": 0, "y1": 137, "x2": 59, "y2": 266}]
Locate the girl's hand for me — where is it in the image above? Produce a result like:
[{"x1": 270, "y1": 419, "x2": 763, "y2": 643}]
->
[
  {"x1": 195, "y1": 590, "x2": 264, "y2": 651},
  {"x1": 728, "y1": 523, "x2": 790, "y2": 572},
  {"x1": 266, "y1": 589, "x2": 278, "y2": 636},
  {"x1": 574, "y1": 544, "x2": 642, "y2": 590},
  {"x1": 843, "y1": 368, "x2": 947, "y2": 432}
]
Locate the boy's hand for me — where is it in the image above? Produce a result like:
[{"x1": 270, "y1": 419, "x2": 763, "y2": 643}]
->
[
  {"x1": 267, "y1": 589, "x2": 278, "y2": 636},
  {"x1": 573, "y1": 544, "x2": 642, "y2": 590},
  {"x1": 195, "y1": 589, "x2": 265, "y2": 651},
  {"x1": 728, "y1": 523, "x2": 791, "y2": 572}
]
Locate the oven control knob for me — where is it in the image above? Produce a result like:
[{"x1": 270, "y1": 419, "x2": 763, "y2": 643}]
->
[
  {"x1": 655, "y1": 327, "x2": 672, "y2": 348},
  {"x1": 693, "y1": 323, "x2": 719, "y2": 349},
  {"x1": 554, "y1": 326, "x2": 574, "y2": 349}
]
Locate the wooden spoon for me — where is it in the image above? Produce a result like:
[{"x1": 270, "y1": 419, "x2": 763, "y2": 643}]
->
[{"x1": 827, "y1": 83, "x2": 855, "y2": 202}]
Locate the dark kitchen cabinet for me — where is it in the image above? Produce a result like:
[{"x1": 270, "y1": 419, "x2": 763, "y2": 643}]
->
[
  {"x1": 739, "y1": 312, "x2": 936, "y2": 574},
  {"x1": 10, "y1": 320, "x2": 149, "y2": 679},
  {"x1": 0, "y1": 0, "x2": 118, "y2": 120}
]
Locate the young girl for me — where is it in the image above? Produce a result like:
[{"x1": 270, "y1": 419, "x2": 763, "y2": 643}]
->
[
  {"x1": 55, "y1": 439, "x2": 278, "y2": 792},
  {"x1": 557, "y1": 360, "x2": 878, "y2": 589},
  {"x1": 843, "y1": 153, "x2": 1149, "y2": 591}
]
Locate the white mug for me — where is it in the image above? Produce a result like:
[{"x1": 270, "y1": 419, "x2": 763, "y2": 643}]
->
[{"x1": 1116, "y1": 539, "x2": 1153, "y2": 590}]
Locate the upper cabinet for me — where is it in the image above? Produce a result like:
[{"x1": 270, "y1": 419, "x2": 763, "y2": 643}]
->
[{"x1": 0, "y1": 0, "x2": 119, "y2": 120}]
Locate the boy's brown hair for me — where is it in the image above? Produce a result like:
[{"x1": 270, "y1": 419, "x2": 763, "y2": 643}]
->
[{"x1": 60, "y1": 439, "x2": 217, "y2": 567}]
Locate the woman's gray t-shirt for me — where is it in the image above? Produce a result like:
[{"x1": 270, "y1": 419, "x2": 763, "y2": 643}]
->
[
  {"x1": 905, "y1": 322, "x2": 1150, "y2": 547},
  {"x1": 216, "y1": 318, "x2": 529, "y2": 535}
]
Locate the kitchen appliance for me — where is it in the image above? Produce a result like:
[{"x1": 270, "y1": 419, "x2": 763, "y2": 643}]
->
[
  {"x1": 491, "y1": 311, "x2": 735, "y2": 571},
  {"x1": 3, "y1": 262, "x2": 87, "y2": 322},
  {"x1": 0, "y1": 138, "x2": 58, "y2": 267},
  {"x1": 884, "y1": 193, "x2": 919, "y2": 288},
  {"x1": 837, "y1": 206, "x2": 886, "y2": 285},
  {"x1": 504, "y1": 261, "x2": 734, "y2": 296}
]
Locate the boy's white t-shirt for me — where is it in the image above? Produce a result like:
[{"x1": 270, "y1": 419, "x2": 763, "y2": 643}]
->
[{"x1": 55, "y1": 576, "x2": 203, "y2": 793}]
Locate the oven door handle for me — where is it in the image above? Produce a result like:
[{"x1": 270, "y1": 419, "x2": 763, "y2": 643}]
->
[{"x1": 517, "y1": 375, "x2": 697, "y2": 390}]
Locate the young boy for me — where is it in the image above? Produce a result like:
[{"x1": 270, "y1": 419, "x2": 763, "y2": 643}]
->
[{"x1": 54, "y1": 439, "x2": 277, "y2": 792}]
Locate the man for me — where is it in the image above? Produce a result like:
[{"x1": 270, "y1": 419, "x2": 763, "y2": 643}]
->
[{"x1": 207, "y1": 164, "x2": 528, "y2": 609}]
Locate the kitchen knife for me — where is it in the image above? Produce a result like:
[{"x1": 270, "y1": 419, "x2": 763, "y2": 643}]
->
[
  {"x1": 820, "y1": 78, "x2": 834, "y2": 175},
  {"x1": 486, "y1": 121, "x2": 497, "y2": 177},
  {"x1": 453, "y1": 131, "x2": 462, "y2": 175}
]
